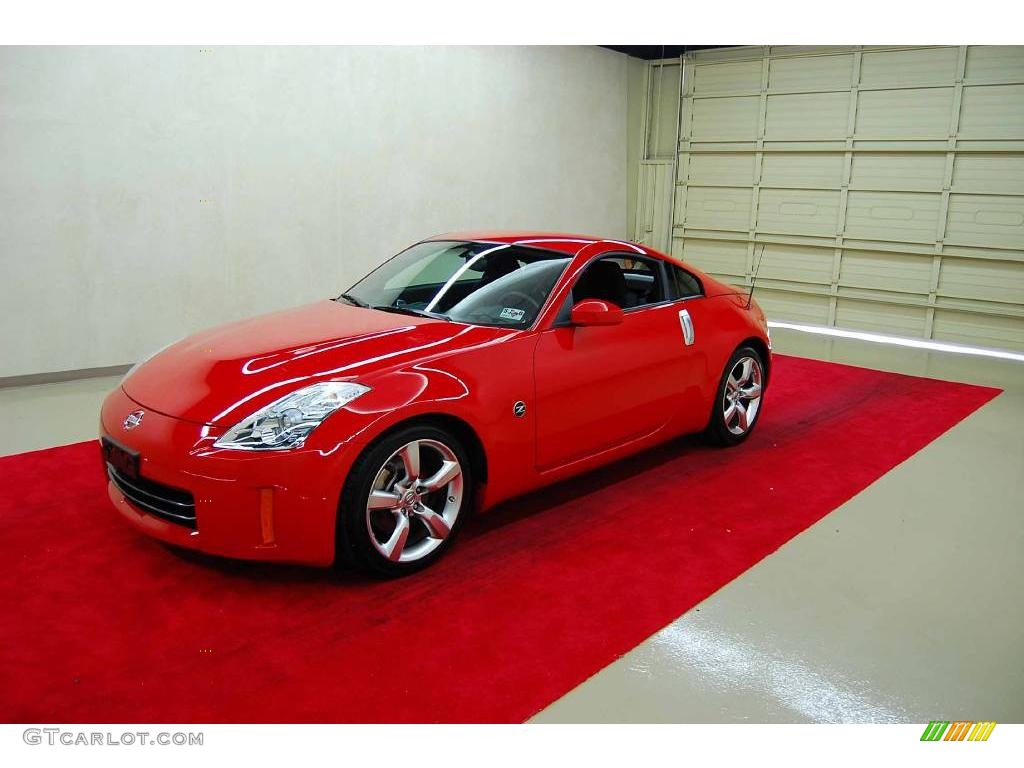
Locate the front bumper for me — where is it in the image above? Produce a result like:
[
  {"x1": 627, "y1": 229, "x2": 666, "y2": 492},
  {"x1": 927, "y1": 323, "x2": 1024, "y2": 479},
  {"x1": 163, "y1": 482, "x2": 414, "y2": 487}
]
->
[{"x1": 100, "y1": 387, "x2": 356, "y2": 566}]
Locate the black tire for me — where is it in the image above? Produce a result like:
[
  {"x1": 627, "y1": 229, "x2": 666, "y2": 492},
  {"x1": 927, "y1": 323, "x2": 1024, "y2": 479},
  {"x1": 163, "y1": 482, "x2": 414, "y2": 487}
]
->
[
  {"x1": 335, "y1": 423, "x2": 474, "y2": 578},
  {"x1": 705, "y1": 345, "x2": 766, "y2": 447}
]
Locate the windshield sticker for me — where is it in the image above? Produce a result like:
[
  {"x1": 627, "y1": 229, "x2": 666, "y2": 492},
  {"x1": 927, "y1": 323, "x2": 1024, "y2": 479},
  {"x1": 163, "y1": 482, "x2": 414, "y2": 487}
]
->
[{"x1": 499, "y1": 307, "x2": 526, "y2": 321}]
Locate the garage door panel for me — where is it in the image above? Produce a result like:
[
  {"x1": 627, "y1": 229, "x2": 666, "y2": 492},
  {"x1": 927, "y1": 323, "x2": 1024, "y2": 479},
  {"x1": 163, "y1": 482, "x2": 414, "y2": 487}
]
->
[
  {"x1": 959, "y1": 84, "x2": 1024, "y2": 138},
  {"x1": 765, "y1": 92, "x2": 849, "y2": 139},
  {"x1": 952, "y1": 154, "x2": 1024, "y2": 195},
  {"x1": 683, "y1": 186, "x2": 752, "y2": 231},
  {"x1": 859, "y1": 48, "x2": 959, "y2": 87},
  {"x1": 757, "y1": 188, "x2": 840, "y2": 236},
  {"x1": 835, "y1": 298, "x2": 928, "y2": 336},
  {"x1": 690, "y1": 96, "x2": 760, "y2": 140},
  {"x1": 636, "y1": 162, "x2": 675, "y2": 253},
  {"x1": 687, "y1": 152, "x2": 756, "y2": 186},
  {"x1": 945, "y1": 194, "x2": 1024, "y2": 250},
  {"x1": 754, "y1": 289, "x2": 830, "y2": 324},
  {"x1": 757, "y1": 243, "x2": 834, "y2": 284},
  {"x1": 845, "y1": 191, "x2": 942, "y2": 243},
  {"x1": 768, "y1": 54, "x2": 854, "y2": 91},
  {"x1": 965, "y1": 46, "x2": 1024, "y2": 82},
  {"x1": 855, "y1": 88, "x2": 954, "y2": 138},
  {"x1": 692, "y1": 60, "x2": 762, "y2": 94},
  {"x1": 761, "y1": 152, "x2": 844, "y2": 189},
  {"x1": 707, "y1": 274, "x2": 745, "y2": 292},
  {"x1": 646, "y1": 64, "x2": 682, "y2": 158},
  {"x1": 938, "y1": 258, "x2": 1024, "y2": 304},
  {"x1": 850, "y1": 153, "x2": 946, "y2": 192},
  {"x1": 933, "y1": 310, "x2": 1024, "y2": 350},
  {"x1": 677, "y1": 238, "x2": 746, "y2": 277},
  {"x1": 771, "y1": 46, "x2": 849, "y2": 57},
  {"x1": 839, "y1": 250, "x2": 934, "y2": 294}
]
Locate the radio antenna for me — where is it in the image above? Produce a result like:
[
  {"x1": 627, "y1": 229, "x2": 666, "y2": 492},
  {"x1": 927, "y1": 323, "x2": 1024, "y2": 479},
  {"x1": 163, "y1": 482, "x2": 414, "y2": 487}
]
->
[{"x1": 746, "y1": 243, "x2": 766, "y2": 309}]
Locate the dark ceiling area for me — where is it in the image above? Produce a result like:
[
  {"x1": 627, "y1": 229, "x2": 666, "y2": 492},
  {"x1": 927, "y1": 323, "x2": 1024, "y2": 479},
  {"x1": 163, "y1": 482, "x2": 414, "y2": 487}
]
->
[{"x1": 601, "y1": 45, "x2": 727, "y2": 60}]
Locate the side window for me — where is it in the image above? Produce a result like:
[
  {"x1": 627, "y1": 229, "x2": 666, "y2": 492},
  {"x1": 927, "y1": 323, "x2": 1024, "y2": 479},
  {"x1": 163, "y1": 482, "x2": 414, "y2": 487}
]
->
[
  {"x1": 668, "y1": 264, "x2": 703, "y2": 299},
  {"x1": 571, "y1": 255, "x2": 668, "y2": 310}
]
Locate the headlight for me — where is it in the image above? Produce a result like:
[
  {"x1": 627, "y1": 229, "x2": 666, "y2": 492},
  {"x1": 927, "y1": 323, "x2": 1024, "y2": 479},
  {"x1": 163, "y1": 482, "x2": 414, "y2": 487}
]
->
[{"x1": 213, "y1": 382, "x2": 371, "y2": 451}]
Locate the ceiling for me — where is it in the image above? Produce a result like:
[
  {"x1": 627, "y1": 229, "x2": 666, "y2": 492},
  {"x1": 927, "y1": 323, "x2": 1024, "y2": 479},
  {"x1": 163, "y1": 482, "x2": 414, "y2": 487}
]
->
[{"x1": 601, "y1": 46, "x2": 727, "y2": 60}]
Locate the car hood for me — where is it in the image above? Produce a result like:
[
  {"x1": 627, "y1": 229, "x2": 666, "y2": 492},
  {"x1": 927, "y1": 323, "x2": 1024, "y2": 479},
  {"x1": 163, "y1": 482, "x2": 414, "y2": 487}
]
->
[{"x1": 122, "y1": 300, "x2": 503, "y2": 426}]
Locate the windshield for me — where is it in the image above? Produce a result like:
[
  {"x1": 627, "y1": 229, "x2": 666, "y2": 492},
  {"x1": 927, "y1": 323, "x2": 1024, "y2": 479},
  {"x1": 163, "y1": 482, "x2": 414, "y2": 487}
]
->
[{"x1": 341, "y1": 240, "x2": 571, "y2": 328}]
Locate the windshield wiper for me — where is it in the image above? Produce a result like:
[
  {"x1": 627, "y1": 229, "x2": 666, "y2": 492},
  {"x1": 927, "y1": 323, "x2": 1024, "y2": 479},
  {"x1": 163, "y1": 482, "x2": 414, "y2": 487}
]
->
[
  {"x1": 336, "y1": 292, "x2": 369, "y2": 308},
  {"x1": 372, "y1": 305, "x2": 449, "y2": 321}
]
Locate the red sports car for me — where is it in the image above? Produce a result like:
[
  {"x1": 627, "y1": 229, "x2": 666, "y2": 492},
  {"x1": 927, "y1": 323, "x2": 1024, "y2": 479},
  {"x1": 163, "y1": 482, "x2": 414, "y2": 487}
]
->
[{"x1": 100, "y1": 232, "x2": 770, "y2": 576}]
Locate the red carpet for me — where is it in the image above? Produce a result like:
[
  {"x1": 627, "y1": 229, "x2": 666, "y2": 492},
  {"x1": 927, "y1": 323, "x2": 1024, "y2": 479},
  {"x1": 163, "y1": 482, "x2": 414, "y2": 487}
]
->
[{"x1": 0, "y1": 355, "x2": 1000, "y2": 723}]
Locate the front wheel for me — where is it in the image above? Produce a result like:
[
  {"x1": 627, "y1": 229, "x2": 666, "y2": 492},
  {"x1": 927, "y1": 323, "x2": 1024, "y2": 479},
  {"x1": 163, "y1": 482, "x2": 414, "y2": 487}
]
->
[
  {"x1": 336, "y1": 424, "x2": 473, "y2": 577},
  {"x1": 706, "y1": 346, "x2": 765, "y2": 447}
]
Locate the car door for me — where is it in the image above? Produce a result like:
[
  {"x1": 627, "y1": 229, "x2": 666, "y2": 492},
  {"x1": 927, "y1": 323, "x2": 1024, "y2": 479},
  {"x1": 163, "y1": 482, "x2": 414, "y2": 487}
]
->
[{"x1": 533, "y1": 252, "x2": 697, "y2": 471}]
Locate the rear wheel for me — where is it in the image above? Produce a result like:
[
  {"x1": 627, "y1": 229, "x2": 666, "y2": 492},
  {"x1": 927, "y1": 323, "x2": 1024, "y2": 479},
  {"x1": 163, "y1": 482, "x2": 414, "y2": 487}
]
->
[
  {"x1": 706, "y1": 346, "x2": 765, "y2": 447},
  {"x1": 336, "y1": 424, "x2": 472, "y2": 577}
]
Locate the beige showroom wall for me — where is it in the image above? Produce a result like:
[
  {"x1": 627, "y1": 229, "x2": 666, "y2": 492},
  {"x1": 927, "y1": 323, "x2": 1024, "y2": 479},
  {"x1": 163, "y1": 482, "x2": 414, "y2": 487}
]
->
[{"x1": 0, "y1": 46, "x2": 629, "y2": 378}]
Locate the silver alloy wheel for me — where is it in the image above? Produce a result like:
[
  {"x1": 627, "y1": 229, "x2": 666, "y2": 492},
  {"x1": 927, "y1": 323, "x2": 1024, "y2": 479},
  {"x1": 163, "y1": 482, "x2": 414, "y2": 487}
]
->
[
  {"x1": 722, "y1": 356, "x2": 764, "y2": 436},
  {"x1": 364, "y1": 438, "x2": 464, "y2": 563}
]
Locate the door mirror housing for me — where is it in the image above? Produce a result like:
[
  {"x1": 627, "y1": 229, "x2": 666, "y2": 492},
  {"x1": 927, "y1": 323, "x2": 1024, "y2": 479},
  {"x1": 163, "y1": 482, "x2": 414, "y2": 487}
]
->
[{"x1": 569, "y1": 299, "x2": 624, "y2": 327}]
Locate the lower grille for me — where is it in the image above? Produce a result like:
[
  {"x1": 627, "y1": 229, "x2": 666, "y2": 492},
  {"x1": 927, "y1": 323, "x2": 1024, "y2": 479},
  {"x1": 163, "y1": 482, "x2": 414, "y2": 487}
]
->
[{"x1": 107, "y1": 464, "x2": 197, "y2": 529}]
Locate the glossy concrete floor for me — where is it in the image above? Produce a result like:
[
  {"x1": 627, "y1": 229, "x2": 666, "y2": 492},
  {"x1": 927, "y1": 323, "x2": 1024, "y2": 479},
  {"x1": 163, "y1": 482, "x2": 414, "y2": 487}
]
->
[
  {"x1": 2, "y1": 329, "x2": 1022, "y2": 723},
  {"x1": 535, "y1": 329, "x2": 1024, "y2": 723}
]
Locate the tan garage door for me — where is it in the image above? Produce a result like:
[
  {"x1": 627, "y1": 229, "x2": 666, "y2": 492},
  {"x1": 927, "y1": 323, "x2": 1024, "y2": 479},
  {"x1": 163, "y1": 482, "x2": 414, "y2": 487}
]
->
[{"x1": 665, "y1": 46, "x2": 1024, "y2": 351}]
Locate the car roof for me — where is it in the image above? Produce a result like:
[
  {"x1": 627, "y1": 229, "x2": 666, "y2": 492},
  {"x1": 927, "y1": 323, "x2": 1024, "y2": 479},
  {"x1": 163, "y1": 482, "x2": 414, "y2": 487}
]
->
[
  {"x1": 426, "y1": 230, "x2": 647, "y2": 257},
  {"x1": 423, "y1": 230, "x2": 731, "y2": 298}
]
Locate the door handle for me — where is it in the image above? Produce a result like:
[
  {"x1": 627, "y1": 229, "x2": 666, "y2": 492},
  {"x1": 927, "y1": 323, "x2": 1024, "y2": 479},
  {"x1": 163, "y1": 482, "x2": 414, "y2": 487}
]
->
[{"x1": 678, "y1": 309, "x2": 695, "y2": 346}]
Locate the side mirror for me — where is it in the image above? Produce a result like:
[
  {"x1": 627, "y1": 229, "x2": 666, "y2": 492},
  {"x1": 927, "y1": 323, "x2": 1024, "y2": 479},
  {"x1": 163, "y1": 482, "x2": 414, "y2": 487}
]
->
[{"x1": 569, "y1": 299, "x2": 624, "y2": 327}]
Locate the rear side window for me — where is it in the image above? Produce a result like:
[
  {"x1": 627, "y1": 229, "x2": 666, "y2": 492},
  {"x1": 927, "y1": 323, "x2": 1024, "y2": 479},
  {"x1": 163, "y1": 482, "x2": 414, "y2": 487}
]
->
[
  {"x1": 668, "y1": 265, "x2": 703, "y2": 299},
  {"x1": 571, "y1": 255, "x2": 667, "y2": 309}
]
